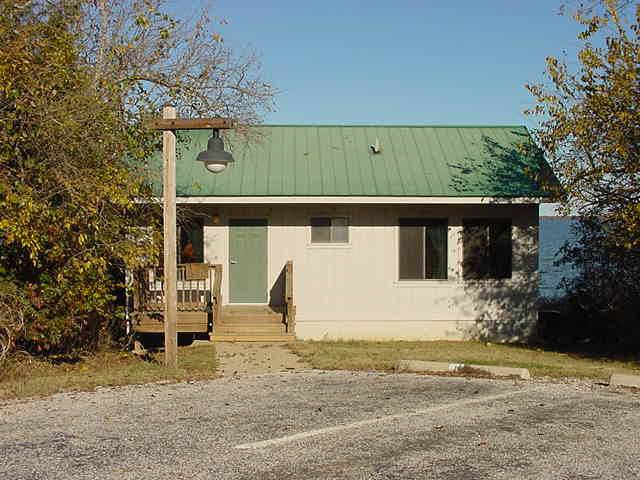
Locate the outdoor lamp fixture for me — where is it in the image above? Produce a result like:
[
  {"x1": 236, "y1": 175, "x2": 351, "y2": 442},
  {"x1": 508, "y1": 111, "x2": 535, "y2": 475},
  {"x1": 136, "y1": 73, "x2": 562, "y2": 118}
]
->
[{"x1": 197, "y1": 129, "x2": 234, "y2": 173}]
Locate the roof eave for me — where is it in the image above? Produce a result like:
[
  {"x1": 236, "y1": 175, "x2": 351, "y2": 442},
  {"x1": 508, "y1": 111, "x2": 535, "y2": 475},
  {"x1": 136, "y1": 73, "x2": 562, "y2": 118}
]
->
[{"x1": 168, "y1": 195, "x2": 545, "y2": 205}]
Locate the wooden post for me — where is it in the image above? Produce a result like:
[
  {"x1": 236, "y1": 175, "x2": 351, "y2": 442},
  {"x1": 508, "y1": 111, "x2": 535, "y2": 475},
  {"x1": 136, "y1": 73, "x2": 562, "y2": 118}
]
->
[
  {"x1": 212, "y1": 263, "x2": 223, "y2": 328},
  {"x1": 284, "y1": 261, "x2": 295, "y2": 334},
  {"x1": 162, "y1": 106, "x2": 178, "y2": 368}
]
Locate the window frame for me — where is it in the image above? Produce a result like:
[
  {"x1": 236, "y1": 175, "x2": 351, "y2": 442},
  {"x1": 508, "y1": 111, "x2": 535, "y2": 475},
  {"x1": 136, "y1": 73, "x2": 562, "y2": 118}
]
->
[
  {"x1": 462, "y1": 218, "x2": 512, "y2": 280},
  {"x1": 309, "y1": 216, "x2": 350, "y2": 245},
  {"x1": 397, "y1": 218, "x2": 449, "y2": 282}
]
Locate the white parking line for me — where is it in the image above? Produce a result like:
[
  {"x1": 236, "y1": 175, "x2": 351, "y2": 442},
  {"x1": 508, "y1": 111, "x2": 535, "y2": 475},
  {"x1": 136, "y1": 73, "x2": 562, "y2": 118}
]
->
[{"x1": 235, "y1": 386, "x2": 541, "y2": 450}]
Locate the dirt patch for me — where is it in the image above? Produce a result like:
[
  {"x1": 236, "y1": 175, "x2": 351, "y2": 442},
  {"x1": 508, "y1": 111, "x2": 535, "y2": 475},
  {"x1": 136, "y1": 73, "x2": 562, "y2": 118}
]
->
[{"x1": 215, "y1": 342, "x2": 309, "y2": 377}]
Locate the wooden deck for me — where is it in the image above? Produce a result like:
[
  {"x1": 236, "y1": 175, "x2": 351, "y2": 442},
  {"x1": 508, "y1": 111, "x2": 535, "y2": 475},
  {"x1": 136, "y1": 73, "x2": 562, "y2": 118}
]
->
[
  {"x1": 130, "y1": 261, "x2": 296, "y2": 341},
  {"x1": 131, "y1": 263, "x2": 222, "y2": 335},
  {"x1": 133, "y1": 311, "x2": 209, "y2": 334}
]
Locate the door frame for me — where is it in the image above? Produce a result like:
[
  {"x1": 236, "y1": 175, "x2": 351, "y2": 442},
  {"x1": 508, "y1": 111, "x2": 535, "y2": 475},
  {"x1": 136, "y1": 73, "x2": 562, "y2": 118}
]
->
[{"x1": 227, "y1": 216, "x2": 270, "y2": 305}]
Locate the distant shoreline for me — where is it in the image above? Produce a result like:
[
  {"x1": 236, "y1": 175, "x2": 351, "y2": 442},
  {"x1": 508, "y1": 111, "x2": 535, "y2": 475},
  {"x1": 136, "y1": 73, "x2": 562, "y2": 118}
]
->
[{"x1": 539, "y1": 216, "x2": 580, "y2": 220}]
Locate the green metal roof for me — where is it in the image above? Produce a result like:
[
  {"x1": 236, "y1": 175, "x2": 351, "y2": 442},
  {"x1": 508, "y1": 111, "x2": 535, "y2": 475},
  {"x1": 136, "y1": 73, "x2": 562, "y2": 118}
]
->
[{"x1": 148, "y1": 125, "x2": 552, "y2": 197}]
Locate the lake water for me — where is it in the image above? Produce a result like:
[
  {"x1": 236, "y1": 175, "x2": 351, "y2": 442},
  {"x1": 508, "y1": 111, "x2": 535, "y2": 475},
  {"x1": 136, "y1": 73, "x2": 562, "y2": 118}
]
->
[{"x1": 539, "y1": 217, "x2": 578, "y2": 298}]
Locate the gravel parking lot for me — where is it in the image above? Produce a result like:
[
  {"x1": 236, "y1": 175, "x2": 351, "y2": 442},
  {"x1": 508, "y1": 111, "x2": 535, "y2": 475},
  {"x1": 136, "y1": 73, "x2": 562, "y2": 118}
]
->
[{"x1": 1, "y1": 371, "x2": 639, "y2": 479}]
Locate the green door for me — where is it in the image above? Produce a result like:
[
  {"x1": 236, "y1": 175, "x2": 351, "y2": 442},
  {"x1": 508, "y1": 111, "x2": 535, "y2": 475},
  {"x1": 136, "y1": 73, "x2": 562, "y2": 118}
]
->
[{"x1": 229, "y1": 219, "x2": 268, "y2": 303}]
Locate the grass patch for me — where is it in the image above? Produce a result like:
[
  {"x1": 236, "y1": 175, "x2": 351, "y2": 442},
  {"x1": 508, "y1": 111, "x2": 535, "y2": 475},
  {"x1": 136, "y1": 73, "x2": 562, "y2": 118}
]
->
[
  {"x1": 0, "y1": 343, "x2": 217, "y2": 401},
  {"x1": 289, "y1": 340, "x2": 640, "y2": 379}
]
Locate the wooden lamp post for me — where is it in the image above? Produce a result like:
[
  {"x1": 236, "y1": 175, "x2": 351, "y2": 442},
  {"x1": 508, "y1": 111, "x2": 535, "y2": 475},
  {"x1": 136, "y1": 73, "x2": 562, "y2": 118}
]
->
[{"x1": 153, "y1": 107, "x2": 234, "y2": 367}]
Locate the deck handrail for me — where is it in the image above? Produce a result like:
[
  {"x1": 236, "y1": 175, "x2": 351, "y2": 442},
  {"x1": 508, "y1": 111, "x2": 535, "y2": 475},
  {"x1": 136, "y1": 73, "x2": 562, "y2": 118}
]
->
[
  {"x1": 284, "y1": 260, "x2": 295, "y2": 333},
  {"x1": 134, "y1": 263, "x2": 216, "y2": 312}
]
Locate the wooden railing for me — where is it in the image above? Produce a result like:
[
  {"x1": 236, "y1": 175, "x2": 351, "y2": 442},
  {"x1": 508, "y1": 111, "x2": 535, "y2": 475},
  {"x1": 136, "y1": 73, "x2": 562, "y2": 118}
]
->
[
  {"x1": 133, "y1": 264, "x2": 220, "y2": 313},
  {"x1": 211, "y1": 264, "x2": 223, "y2": 328},
  {"x1": 284, "y1": 260, "x2": 296, "y2": 333}
]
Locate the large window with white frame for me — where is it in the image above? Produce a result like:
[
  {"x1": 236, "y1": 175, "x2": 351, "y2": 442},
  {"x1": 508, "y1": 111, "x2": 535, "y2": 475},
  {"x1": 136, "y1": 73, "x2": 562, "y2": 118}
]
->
[
  {"x1": 310, "y1": 217, "x2": 349, "y2": 243},
  {"x1": 398, "y1": 218, "x2": 448, "y2": 280}
]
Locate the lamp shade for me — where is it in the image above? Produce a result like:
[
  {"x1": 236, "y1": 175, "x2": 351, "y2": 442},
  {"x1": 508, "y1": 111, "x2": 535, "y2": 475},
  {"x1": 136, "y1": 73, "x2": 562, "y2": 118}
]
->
[{"x1": 197, "y1": 130, "x2": 234, "y2": 173}]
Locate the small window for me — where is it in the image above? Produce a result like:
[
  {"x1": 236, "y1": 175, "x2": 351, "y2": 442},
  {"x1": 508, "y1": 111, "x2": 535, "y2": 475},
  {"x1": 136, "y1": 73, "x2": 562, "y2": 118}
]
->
[
  {"x1": 311, "y1": 217, "x2": 349, "y2": 243},
  {"x1": 399, "y1": 219, "x2": 448, "y2": 280},
  {"x1": 463, "y1": 219, "x2": 511, "y2": 280},
  {"x1": 178, "y1": 219, "x2": 204, "y2": 263}
]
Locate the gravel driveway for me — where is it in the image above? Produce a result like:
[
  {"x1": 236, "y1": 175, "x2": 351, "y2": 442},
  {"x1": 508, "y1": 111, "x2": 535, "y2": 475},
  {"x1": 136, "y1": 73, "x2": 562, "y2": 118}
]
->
[{"x1": 1, "y1": 371, "x2": 639, "y2": 479}]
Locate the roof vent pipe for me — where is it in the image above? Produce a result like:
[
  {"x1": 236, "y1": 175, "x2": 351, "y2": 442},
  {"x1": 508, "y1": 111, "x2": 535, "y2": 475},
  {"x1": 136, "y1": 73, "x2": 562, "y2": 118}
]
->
[{"x1": 369, "y1": 137, "x2": 382, "y2": 154}]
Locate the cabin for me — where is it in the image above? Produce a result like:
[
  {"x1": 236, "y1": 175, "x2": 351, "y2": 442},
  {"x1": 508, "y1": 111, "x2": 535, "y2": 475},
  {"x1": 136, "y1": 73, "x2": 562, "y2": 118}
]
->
[{"x1": 130, "y1": 125, "x2": 553, "y2": 342}]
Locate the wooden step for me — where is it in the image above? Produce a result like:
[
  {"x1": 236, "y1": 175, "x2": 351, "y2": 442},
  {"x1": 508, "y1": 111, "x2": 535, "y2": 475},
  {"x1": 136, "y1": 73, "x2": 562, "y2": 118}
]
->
[
  {"x1": 220, "y1": 314, "x2": 284, "y2": 324},
  {"x1": 220, "y1": 305, "x2": 284, "y2": 324},
  {"x1": 215, "y1": 305, "x2": 291, "y2": 341},
  {"x1": 222, "y1": 305, "x2": 282, "y2": 315},
  {"x1": 216, "y1": 324, "x2": 286, "y2": 335},
  {"x1": 213, "y1": 333, "x2": 296, "y2": 342}
]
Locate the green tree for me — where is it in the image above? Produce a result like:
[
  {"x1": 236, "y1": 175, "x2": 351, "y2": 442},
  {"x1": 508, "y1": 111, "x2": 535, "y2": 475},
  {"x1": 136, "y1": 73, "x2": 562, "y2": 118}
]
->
[
  {"x1": 0, "y1": 1, "x2": 157, "y2": 355},
  {"x1": 528, "y1": 1, "x2": 639, "y2": 350},
  {"x1": 0, "y1": 0, "x2": 274, "y2": 357},
  {"x1": 526, "y1": 0, "x2": 639, "y2": 249}
]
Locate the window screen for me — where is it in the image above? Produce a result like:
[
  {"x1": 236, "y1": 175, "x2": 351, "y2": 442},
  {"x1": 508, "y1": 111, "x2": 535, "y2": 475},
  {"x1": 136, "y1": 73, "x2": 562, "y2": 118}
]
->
[
  {"x1": 399, "y1": 219, "x2": 448, "y2": 280},
  {"x1": 311, "y1": 217, "x2": 349, "y2": 243},
  {"x1": 463, "y1": 219, "x2": 512, "y2": 279}
]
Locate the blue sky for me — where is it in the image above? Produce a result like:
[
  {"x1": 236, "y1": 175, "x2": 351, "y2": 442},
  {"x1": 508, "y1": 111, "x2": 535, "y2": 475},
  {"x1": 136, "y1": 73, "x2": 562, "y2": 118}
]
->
[{"x1": 175, "y1": 1, "x2": 586, "y2": 214}]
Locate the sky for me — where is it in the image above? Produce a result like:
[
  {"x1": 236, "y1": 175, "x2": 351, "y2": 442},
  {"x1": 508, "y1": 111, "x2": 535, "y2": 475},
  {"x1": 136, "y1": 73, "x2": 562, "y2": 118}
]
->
[{"x1": 172, "y1": 1, "x2": 588, "y2": 214}]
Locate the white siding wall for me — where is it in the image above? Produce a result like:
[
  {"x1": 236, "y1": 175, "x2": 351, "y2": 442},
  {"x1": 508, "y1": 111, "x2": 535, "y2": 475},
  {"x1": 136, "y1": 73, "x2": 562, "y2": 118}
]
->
[{"x1": 191, "y1": 203, "x2": 539, "y2": 341}]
